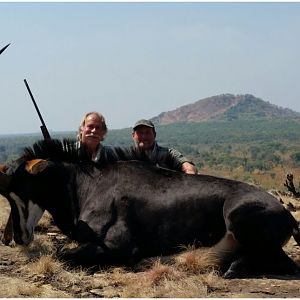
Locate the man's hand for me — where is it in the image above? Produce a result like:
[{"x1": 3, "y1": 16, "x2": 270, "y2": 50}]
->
[{"x1": 181, "y1": 162, "x2": 197, "y2": 174}]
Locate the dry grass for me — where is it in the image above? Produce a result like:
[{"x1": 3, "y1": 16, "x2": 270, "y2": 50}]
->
[
  {"x1": 119, "y1": 258, "x2": 223, "y2": 298},
  {"x1": 20, "y1": 234, "x2": 57, "y2": 260},
  {"x1": 0, "y1": 275, "x2": 43, "y2": 297},
  {"x1": 23, "y1": 255, "x2": 63, "y2": 278},
  {"x1": 36, "y1": 211, "x2": 54, "y2": 230},
  {"x1": 175, "y1": 246, "x2": 220, "y2": 275}
]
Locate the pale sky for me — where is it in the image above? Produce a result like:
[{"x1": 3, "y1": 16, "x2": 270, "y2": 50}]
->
[{"x1": 1, "y1": 2, "x2": 300, "y2": 134}]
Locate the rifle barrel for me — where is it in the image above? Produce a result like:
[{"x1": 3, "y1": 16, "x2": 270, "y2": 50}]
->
[{"x1": 24, "y1": 79, "x2": 51, "y2": 139}]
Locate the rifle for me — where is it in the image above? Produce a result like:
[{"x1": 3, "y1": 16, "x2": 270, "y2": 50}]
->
[
  {"x1": 24, "y1": 79, "x2": 51, "y2": 139},
  {"x1": 0, "y1": 43, "x2": 10, "y2": 56}
]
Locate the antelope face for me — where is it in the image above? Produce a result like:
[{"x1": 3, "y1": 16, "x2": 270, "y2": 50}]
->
[
  {"x1": 7, "y1": 193, "x2": 44, "y2": 245},
  {"x1": 0, "y1": 160, "x2": 48, "y2": 245}
]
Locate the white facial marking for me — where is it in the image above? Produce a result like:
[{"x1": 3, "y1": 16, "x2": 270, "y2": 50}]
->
[
  {"x1": 26, "y1": 200, "x2": 44, "y2": 235},
  {"x1": 9, "y1": 192, "x2": 27, "y2": 230},
  {"x1": 9, "y1": 193, "x2": 44, "y2": 245}
]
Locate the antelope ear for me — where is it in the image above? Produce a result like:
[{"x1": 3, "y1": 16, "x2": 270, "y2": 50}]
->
[
  {"x1": 0, "y1": 164, "x2": 8, "y2": 173},
  {"x1": 0, "y1": 171, "x2": 11, "y2": 192},
  {"x1": 25, "y1": 159, "x2": 49, "y2": 174}
]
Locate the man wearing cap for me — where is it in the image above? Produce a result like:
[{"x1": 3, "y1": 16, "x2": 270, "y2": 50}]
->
[{"x1": 131, "y1": 119, "x2": 197, "y2": 174}]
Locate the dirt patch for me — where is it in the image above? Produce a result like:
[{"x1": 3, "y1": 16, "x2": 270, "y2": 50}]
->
[{"x1": 0, "y1": 193, "x2": 299, "y2": 298}]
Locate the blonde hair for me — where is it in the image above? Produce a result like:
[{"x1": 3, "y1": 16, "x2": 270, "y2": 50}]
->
[{"x1": 77, "y1": 111, "x2": 108, "y2": 142}]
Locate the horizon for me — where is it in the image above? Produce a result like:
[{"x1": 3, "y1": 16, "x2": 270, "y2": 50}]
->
[
  {"x1": 0, "y1": 91, "x2": 298, "y2": 137},
  {"x1": 0, "y1": 92, "x2": 299, "y2": 136}
]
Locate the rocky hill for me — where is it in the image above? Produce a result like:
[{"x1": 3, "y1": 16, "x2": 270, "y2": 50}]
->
[{"x1": 150, "y1": 94, "x2": 300, "y2": 125}]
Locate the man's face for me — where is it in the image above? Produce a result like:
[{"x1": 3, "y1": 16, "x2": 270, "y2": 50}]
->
[
  {"x1": 132, "y1": 126, "x2": 156, "y2": 151},
  {"x1": 81, "y1": 114, "x2": 106, "y2": 148}
]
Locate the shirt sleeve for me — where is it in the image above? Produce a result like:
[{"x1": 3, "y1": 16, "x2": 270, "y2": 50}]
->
[{"x1": 165, "y1": 147, "x2": 194, "y2": 171}]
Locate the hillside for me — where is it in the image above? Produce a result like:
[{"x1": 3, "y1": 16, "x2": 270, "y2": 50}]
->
[{"x1": 150, "y1": 94, "x2": 300, "y2": 125}]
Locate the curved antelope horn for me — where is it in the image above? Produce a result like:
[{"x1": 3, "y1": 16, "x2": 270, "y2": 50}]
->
[
  {"x1": 0, "y1": 171, "x2": 11, "y2": 192},
  {"x1": 0, "y1": 43, "x2": 10, "y2": 56}
]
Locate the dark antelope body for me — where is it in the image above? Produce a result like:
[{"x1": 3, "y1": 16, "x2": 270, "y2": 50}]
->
[{"x1": 0, "y1": 139, "x2": 299, "y2": 278}]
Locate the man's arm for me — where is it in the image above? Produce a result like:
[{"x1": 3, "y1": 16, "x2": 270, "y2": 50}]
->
[{"x1": 167, "y1": 147, "x2": 197, "y2": 174}]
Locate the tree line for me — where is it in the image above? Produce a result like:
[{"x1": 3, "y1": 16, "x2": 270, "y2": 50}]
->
[{"x1": 1, "y1": 119, "x2": 300, "y2": 174}]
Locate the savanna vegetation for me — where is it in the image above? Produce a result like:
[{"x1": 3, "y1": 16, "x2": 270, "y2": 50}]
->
[
  {"x1": 1, "y1": 118, "x2": 300, "y2": 190},
  {"x1": 151, "y1": 119, "x2": 300, "y2": 190}
]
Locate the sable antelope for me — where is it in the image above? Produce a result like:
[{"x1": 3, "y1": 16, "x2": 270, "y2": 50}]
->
[{"x1": 0, "y1": 139, "x2": 299, "y2": 278}]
